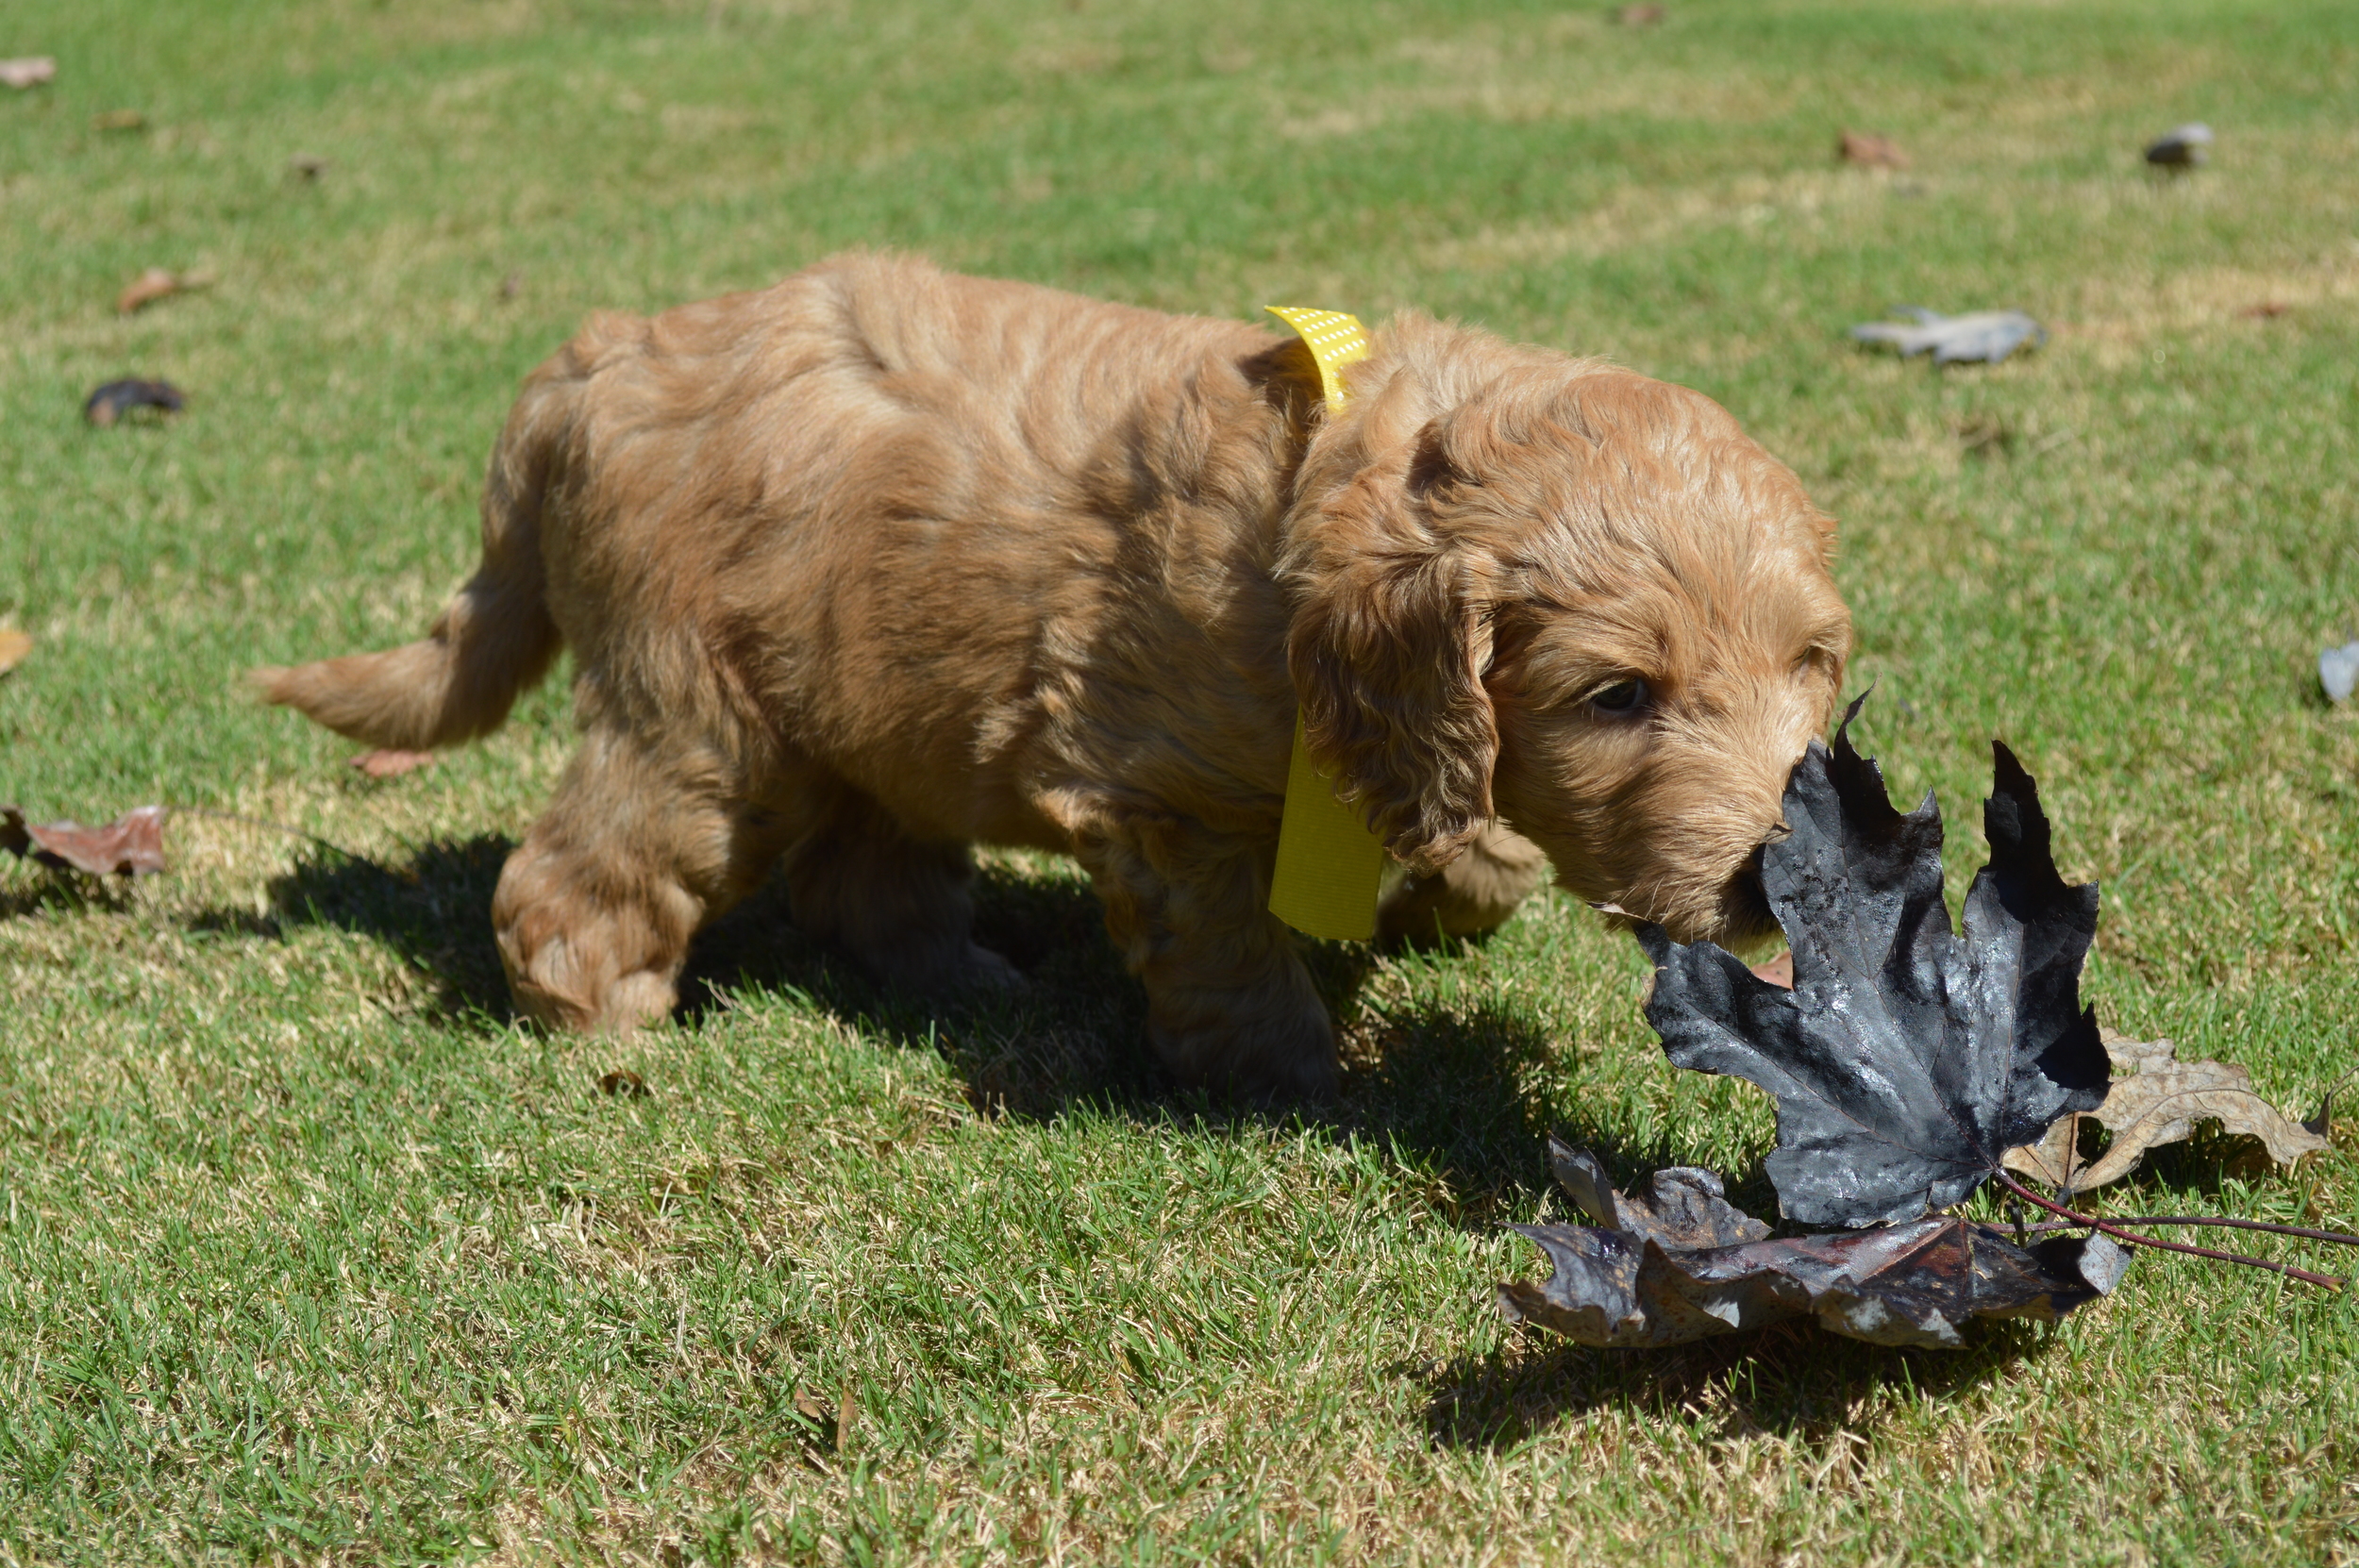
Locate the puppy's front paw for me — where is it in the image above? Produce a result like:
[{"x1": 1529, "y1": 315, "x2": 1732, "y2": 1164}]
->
[{"x1": 500, "y1": 927, "x2": 681, "y2": 1036}]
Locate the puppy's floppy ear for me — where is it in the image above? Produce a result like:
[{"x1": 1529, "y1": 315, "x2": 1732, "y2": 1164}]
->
[{"x1": 1286, "y1": 417, "x2": 1498, "y2": 876}]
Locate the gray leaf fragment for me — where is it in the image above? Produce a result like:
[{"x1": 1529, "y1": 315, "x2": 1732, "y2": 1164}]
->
[
  {"x1": 2320, "y1": 641, "x2": 2359, "y2": 704},
  {"x1": 1850, "y1": 307, "x2": 2048, "y2": 364}
]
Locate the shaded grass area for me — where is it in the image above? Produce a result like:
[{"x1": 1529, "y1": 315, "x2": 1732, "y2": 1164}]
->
[{"x1": 3, "y1": 0, "x2": 2357, "y2": 1560}]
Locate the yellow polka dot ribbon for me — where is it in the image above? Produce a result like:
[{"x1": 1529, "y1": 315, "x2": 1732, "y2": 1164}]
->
[{"x1": 1263, "y1": 306, "x2": 1389, "y2": 942}]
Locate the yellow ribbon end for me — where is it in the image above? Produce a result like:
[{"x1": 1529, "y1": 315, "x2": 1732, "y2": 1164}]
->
[
  {"x1": 1263, "y1": 305, "x2": 1372, "y2": 409},
  {"x1": 1263, "y1": 305, "x2": 1387, "y2": 942}
]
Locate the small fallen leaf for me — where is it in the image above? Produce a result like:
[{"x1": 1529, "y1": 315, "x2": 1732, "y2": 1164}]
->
[
  {"x1": 116, "y1": 267, "x2": 213, "y2": 315},
  {"x1": 1500, "y1": 1140, "x2": 2123, "y2": 1350},
  {"x1": 0, "y1": 804, "x2": 169, "y2": 876},
  {"x1": 351, "y1": 748, "x2": 436, "y2": 779},
  {"x1": 288, "y1": 153, "x2": 329, "y2": 180},
  {"x1": 1838, "y1": 129, "x2": 1909, "y2": 170},
  {"x1": 2240, "y1": 300, "x2": 2290, "y2": 320},
  {"x1": 2145, "y1": 122, "x2": 2213, "y2": 169},
  {"x1": 1615, "y1": 4, "x2": 1665, "y2": 25},
  {"x1": 2004, "y1": 1029, "x2": 2331, "y2": 1194},
  {"x1": 598, "y1": 1069, "x2": 648, "y2": 1098},
  {"x1": 0, "y1": 627, "x2": 29, "y2": 676},
  {"x1": 789, "y1": 1384, "x2": 852, "y2": 1452},
  {"x1": 1850, "y1": 307, "x2": 2047, "y2": 365},
  {"x1": 92, "y1": 108, "x2": 144, "y2": 130},
  {"x1": 0, "y1": 58, "x2": 56, "y2": 90},
  {"x1": 84, "y1": 378, "x2": 186, "y2": 427},
  {"x1": 1748, "y1": 950, "x2": 1792, "y2": 988}
]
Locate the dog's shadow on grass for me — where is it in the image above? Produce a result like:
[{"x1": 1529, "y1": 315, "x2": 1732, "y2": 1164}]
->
[
  {"x1": 223, "y1": 841, "x2": 1588, "y2": 1208},
  {"x1": 199, "y1": 835, "x2": 520, "y2": 1021},
  {"x1": 1419, "y1": 1318, "x2": 2044, "y2": 1453}
]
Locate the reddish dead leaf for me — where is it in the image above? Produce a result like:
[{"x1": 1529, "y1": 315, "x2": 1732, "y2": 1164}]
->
[
  {"x1": 0, "y1": 58, "x2": 57, "y2": 90},
  {"x1": 0, "y1": 804, "x2": 168, "y2": 876},
  {"x1": 1838, "y1": 129, "x2": 1911, "y2": 170},
  {"x1": 351, "y1": 748, "x2": 436, "y2": 779},
  {"x1": 1615, "y1": 4, "x2": 1665, "y2": 25},
  {"x1": 116, "y1": 267, "x2": 213, "y2": 316},
  {"x1": 1749, "y1": 950, "x2": 1794, "y2": 989},
  {"x1": 599, "y1": 1069, "x2": 648, "y2": 1098},
  {"x1": 2239, "y1": 301, "x2": 2290, "y2": 319},
  {"x1": 0, "y1": 627, "x2": 29, "y2": 677}
]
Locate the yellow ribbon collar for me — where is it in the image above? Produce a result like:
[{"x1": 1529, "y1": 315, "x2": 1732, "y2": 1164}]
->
[{"x1": 1263, "y1": 306, "x2": 1389, "y2": 942}]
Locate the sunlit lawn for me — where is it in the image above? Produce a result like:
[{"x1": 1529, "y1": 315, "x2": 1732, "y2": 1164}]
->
[{"x1": 3, "y1": 0, "x2": 2356, "y2": 1560}]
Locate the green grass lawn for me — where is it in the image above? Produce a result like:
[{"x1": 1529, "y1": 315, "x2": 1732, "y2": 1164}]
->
[{"x1": 4, "y1": 0, "x2": 2358, "y2": 1560}]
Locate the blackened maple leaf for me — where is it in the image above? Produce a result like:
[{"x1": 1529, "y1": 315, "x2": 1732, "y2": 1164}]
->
[
  {"x1": 1638, "y1": 709, "x2": 2109, "y2": 1227},
  {"x1": 1500, "y1": 1140, "x2": 2126, "y2": 1349}
]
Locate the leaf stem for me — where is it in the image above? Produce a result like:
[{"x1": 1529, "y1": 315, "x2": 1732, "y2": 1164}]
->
[
  {"x1": 2019, "y1": 1214, "x2": 2359, "y2": 1248},
  {"x1": 1992, "y1": 1172, "x2": 2344, "y2": 1290}
]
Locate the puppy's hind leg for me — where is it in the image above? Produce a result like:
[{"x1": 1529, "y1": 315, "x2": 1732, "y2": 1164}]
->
[
  {"x1": 783, "y1": 790, "x2": 1025, "y2": 996},
  {"x1": 493, "y1": 726, "x2": 802, "y2": 1034},
  {"x1": 1078, "y1": 815, "x2": 1335, "y2": 1104}
]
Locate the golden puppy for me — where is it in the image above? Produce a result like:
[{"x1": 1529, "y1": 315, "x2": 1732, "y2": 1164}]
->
[{"x1": 261, "y1": 253, "x2": 1849, "y2": 1099}]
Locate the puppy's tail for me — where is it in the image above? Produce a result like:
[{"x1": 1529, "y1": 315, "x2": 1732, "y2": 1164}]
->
[{"x1": 256, "y1": 369, "x2": 575, "y2": 751}]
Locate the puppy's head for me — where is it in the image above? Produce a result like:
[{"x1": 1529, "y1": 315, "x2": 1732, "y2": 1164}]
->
[{"x1": 1281, "y1": 316, "x2": 1850, "y2": 945}]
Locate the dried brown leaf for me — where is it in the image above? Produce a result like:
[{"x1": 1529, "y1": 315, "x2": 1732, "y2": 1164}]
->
[
  {"x1": 92, "y1": 108, "x2": 144, "y2": 131},
  {"x1": 598, "y1": 1069, "x2": 648, "y2": 1098},
  {"x1": 1838, "y1": 128, "x2": 1911, "y2": 170},
  {"x1": 0, "y1": 627, "x2": 30, "y2": 676},
  {"x1": 351, "y1": 748, "x2": 436, "y2": 779},
  {"x1": 1748, "y1": 949, "x2": 1793, "y2": 989},
  {"x1": 116, "y1": 267, "x2": 213, "y2": 315},
  {"x1": 2004, "y1": 1028, "x2": 2330, "y2": 1193},
  {"x1": 0, "y1": 805, "x2": 169, "y2": 876}
]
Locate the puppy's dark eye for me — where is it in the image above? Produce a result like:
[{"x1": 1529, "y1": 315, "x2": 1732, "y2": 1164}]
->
[{"x1": 1589, "y1": 677, "x2": 1648, "y2": 714}]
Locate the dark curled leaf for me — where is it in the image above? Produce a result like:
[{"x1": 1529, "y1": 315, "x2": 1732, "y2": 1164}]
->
[
  {"x1": 1639, "y1": 705, "x2": 2108, "y2": 1227},
  {"x1": 84, "y1": 379, "x2": 186, "y2": 427},
  {"x1": 1499, "y1": 1139, "x2": 2125, "y2": 1349}
]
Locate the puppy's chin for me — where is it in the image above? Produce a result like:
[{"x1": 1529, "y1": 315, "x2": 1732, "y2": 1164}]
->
[
  {"x1": 1577, "y1": 863, "x2": 1782, "y2": 952},
  {"x1": 1700, "y1": 865, "x2": 1782, "y2": 950}
]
